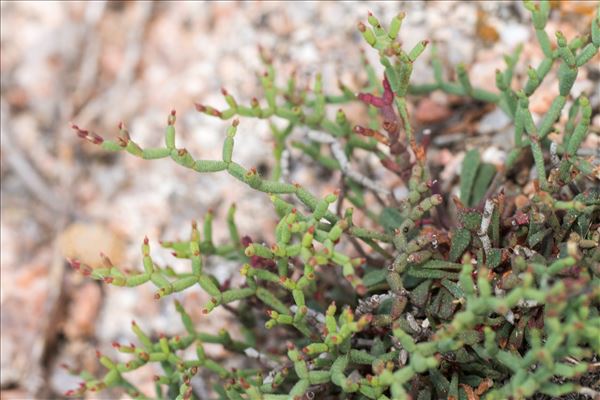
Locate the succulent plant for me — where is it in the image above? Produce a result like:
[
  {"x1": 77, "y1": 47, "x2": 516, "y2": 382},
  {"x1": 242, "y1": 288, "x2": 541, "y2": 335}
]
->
[{"x1": 68, "y1": 2, "x2": 599, "y2": 399}]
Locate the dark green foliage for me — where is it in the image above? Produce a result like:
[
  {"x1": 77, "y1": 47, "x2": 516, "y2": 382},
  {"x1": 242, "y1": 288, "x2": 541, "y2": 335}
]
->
[
  {"x1": 380, "y1": 207, "x2": 404, "y2": 234},
  {"x1": 460, "y1": 149, "x2": 481, "y2": 206},
  {"x1": 471, "y1": 163, "x2": 497, "y2": 206},
  {"x1": 67, "y1": 2, "x2": 599, "y2": 399},
  {"x1": 449, "y1": 228, "x2": 471, "y2": 262}
]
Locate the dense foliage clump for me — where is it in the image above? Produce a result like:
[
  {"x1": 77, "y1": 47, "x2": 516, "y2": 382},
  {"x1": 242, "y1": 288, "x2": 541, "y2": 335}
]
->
[{"x1": 68, "y1": 2, "x2": 599, "y2": 399}]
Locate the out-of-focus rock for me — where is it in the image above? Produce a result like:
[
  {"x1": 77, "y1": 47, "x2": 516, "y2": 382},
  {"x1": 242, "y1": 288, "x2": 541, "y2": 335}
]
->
[
  {"x1": 515, "y1": 194, "x2": 529, "y2": 209},
  {"x1": 0, "y1": 256, "x2": 49, "y2": 390},
  {"x1": 58, "y1": 223, "x2": 125, "y2": 268},
  {"x1": 475, "y1": 9, "x2": 499, "y2": 45},
  {"x1": 63, "y1": 282, "x2": 103, "y2": 340},
  {"x1": 529, "y1": 80, "x2": 559, "y2": 115},
  {"x1": 499, "y1": 22, "x2": 529, "y2": 49},
  {"x1": 0, "y1": 388, "x2": 30, "y2": 399},
  {"x1": 482, "y1": 146, "x2": 506, "y2": 167},
  {"x1": 478, "y1": 108, "x2": 511, "y2": 135},
  {"x1": 414, "y1": 98, "x2": 452, "y2": 124}
]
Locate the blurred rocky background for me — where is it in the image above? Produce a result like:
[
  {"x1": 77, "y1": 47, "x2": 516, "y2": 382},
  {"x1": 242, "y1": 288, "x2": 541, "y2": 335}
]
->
[{"x1": 1, "y1": 1, "x2": 597, "y2": 399}]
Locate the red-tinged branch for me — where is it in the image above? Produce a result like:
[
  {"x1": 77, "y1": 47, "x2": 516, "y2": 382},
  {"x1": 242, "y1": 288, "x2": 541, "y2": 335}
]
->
[
  {"x1": 353, "y1": 125, "x2": 390, "y2": 145},
  {"x1": 357, "y1": 74, "x2": 401, "y2": 146},
  {"x1": 195, "y1": 103, "x2": 222, "y2": 118},
  {"x1": 168, "y1": 110, "x2": 176, "y2": 125},
  {"x1": 71, "y1": 124, "x2": 104, "y2": 145}
]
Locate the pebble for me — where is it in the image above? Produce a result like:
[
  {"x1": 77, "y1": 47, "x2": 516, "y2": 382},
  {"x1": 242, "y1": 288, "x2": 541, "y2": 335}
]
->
[
  {"x1": 58, "y1": 223, "x2": 125, "y2": 269},
  {"x1": 499, "y1": 23, "x2": 530, "y2": 49},
  {"x1": 515, "y1": 194, "x2": 529, "y2": 209},
  {"x1": 414, "y1": 98, "x2": 452, "y2": 124},
  {"x1": 482, "y1": 146, "x2": 506, "y2": 167},
  {"x1": 478, "y1": 108, "x2": 512, "y2": 135}
]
